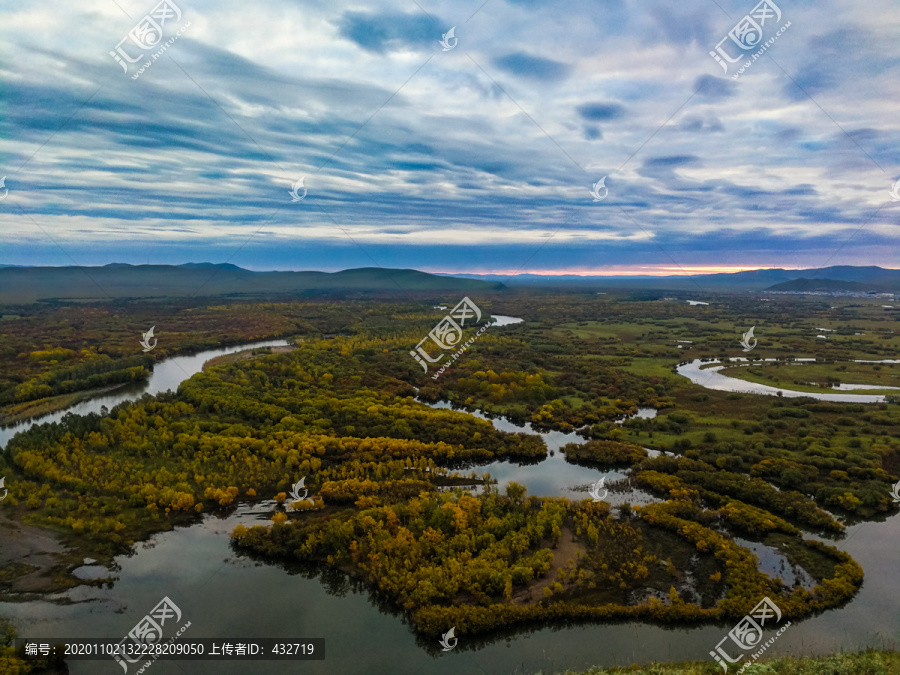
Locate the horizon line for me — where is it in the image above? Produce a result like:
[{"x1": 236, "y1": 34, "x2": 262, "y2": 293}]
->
[{"x1": 2, "y1": 263, "x2": 898, "y2": 277}]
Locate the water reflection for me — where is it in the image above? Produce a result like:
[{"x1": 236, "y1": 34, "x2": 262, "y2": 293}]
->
[
  {"x1": 733, "y1": 538, "x2": 816, "y2": 591},
  {"x1": 419, "y1": 399, "x2": 660, "y2": 506}
]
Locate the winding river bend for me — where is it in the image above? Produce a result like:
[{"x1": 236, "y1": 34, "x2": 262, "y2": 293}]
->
[
  {"x1": 676, "y1": 358, "x2": 896, "y2": 403},
  {"x1": 2, "y1": 336, "x2": 899, "y2": 674},
  {"x1": 0, "y1": 339, "x2": 290, "y2": 450}
]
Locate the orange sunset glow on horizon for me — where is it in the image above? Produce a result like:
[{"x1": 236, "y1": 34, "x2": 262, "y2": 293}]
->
[{"x1": 425, "y1": 265, "x2": 805, "y2": 277}]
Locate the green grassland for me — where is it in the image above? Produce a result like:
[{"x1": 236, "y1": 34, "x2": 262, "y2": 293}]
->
[{"x1": 720, "y1": 360, "x2": 899, "y2": 395}]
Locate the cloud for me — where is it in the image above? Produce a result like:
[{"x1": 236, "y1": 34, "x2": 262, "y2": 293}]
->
[
  {"x1": 673, "y1": 114, "x2": 724, "y2": 133},
  {"x1": 693, "y1": 75, "x2": 733, "y2": 101},
  {"x1": 644, "y1": 156, "x2": 698, "y2": 166},
  {"x1": 492, "y1": 52, "x2": 571, "y2": 82},
  {"x1": 575, "y1": 102, "x2": 626, "y2": 122},
  {"x1": 649, "y1": 5, "x2": 715, "y2": 46},
  {"x1": 337, "y1": 11, "x2": 436, "y2": 54},
  {"x1": 0, "y1": 0, "x2": 896, "y2": 274}
]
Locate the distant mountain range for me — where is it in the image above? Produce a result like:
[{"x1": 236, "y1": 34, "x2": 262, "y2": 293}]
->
[
  {"x1": 447, "y1": 266, "x2": 900, "y2": 292},
  {"x1": 0, "y1": 264, "x2": 503, "y2": 303},
  {"x1": 0, "y1": 263, "x2": 897, "y2": 303}
]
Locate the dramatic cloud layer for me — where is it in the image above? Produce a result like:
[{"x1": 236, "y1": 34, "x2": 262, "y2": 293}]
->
[{"x1": 0, "y1": 0, "x2": 897, "y2": 273}]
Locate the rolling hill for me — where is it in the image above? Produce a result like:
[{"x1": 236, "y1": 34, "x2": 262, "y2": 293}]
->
[{"x1": 0, "y1": 264, "x2": 504, "y2": 303}]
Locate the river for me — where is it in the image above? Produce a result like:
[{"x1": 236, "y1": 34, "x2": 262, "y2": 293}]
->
[
  {"x1": 0, "y1": 339, "x2": 290, "y2": 450},
  {"x1": 422, "y1": 399, "x2": 662, "y2": 507},
  {"x1": 2, "y1": 334, "x2": 899, "y2": 674},
  {"x1": 676, "y1": 358, "x2": 895, "y2": 403}
]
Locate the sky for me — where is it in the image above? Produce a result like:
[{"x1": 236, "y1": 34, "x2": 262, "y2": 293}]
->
[{"x1": 0, "y1": 0, "x2": 898, "y2": 276}]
